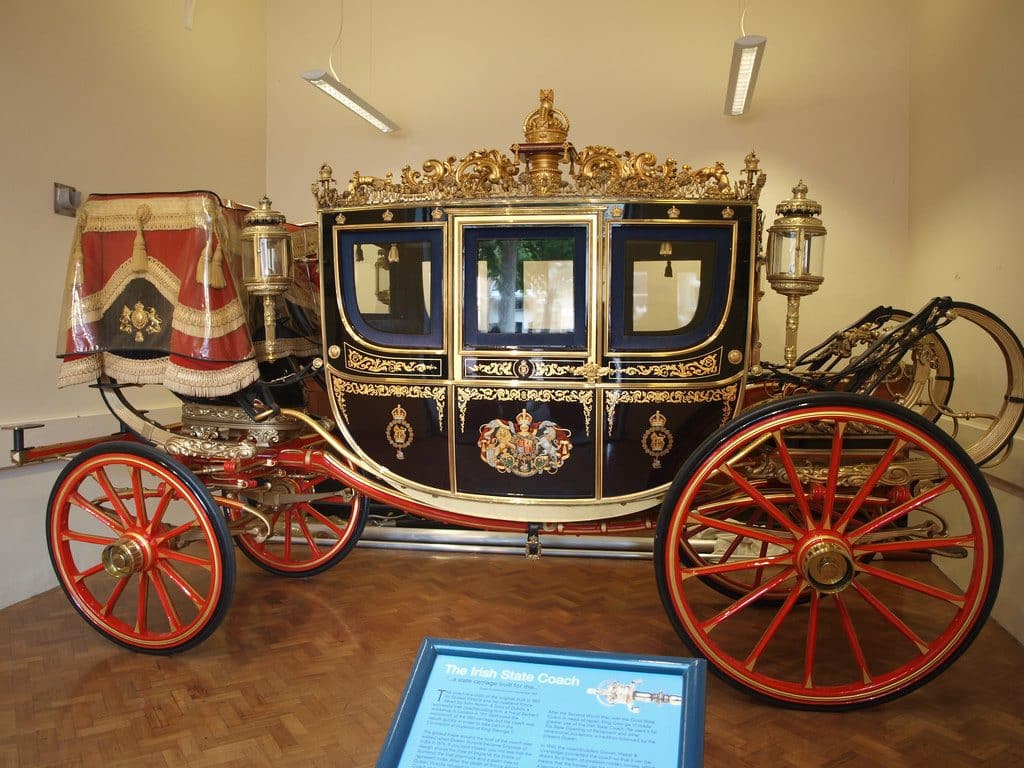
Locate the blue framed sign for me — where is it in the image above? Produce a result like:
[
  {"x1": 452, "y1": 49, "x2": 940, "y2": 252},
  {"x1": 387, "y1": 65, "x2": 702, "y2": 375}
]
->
[{"x1": 377, "y1": 638, "x2": 707, "y2": 767}]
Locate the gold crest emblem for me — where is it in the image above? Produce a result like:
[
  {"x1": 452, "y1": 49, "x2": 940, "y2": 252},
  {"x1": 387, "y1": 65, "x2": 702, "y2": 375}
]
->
[
  {"x1": 477, "y1": 409, "x2": 572, "y2": 478},
  {"x1": 119, "y1": 301, "x2": 162, "y2": 342},
  {"x1": 385, "y1": 403, "x2": 414, "y2": 460},
  {"x1": 641, "y1": 410, "x2": 674, "y2": 469}
]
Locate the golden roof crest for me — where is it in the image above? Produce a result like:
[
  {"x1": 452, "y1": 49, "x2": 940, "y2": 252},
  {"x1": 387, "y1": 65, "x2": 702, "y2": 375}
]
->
[{"x1": 312, "y1": 89, "x2": 766, "y2": 207}]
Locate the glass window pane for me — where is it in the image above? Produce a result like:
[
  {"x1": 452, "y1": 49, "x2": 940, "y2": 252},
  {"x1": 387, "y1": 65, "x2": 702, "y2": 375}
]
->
[
  {"x1": 474, "y1": 237, "x2": 575, "y2": 335},
  {"x1": 624, "y1": 239, "x2": 714, "y2": 335},
  {"x1": 351, "y1": 240, "x2": 432, "y2": 336}
]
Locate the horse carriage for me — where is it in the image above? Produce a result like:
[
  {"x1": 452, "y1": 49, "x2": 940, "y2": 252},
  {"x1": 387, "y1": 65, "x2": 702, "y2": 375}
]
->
[{"x1": 21, "y1": 90, "x2": 1023, "y2": 709}]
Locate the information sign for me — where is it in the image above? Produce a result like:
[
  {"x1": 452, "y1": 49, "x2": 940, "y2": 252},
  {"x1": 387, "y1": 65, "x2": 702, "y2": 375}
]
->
[{"x1": 376, "y1": 638, "x2": 706, "y2": 767}]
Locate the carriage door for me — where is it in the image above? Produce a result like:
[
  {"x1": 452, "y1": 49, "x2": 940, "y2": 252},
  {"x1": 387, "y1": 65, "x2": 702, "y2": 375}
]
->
[{"x1": 452, "y1": 212, "x2": 600, "y2": 500}]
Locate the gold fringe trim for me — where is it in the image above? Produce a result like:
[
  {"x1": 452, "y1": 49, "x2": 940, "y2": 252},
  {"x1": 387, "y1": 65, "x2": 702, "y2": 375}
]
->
[
  {"x1": 162, "y1": 359, "x2": 260, "y2": 398},
  {"x1": 171, "y1": 298, "x2": 248, "y2": 339},
  {"x1": 80, "y1": 195, "x2": 217, "y2": 233},
  {"x1": 57, "y1": 352, "x2": 259, "y2": 398},
  {"x1": 131, "y1": 204, "x2": 152, "y2": 274},
  {"x1": 56, "y1": 355, "x2": 102, "y2": 388}
]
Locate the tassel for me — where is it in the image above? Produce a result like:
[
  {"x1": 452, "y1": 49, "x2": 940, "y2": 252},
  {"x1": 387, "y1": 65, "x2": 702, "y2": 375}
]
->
[
  {"x1": 195, "y1": 233, "x2": 227, "y2": 289},
  {"x1": 131, "y1": 204, "x2": 152, "y2": 274}
]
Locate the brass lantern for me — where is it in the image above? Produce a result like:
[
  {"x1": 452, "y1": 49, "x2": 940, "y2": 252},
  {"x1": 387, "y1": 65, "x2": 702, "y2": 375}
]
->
[
  {"x1": 766, "y1": 181, "x2": 827, "y2": 368},
  {"x1": 241, "y1": 195, "x2": 293, "y2": 361}
]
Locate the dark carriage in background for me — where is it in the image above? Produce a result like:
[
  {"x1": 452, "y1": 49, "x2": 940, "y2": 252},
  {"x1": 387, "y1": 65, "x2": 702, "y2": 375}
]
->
[{"x1": 20, "y1": 90, "x2": 1023, "y2": 709}]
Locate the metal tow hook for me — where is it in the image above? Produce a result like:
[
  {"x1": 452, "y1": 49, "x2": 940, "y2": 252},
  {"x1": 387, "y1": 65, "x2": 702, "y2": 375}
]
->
[{"x1": 525, "y1": 523, "x2": 542, "y2": 560}]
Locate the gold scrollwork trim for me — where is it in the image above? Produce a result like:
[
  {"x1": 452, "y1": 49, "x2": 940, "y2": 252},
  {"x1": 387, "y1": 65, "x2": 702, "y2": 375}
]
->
[
  {"x1": 164, "y1": 436, "x2": 258, "y2": 461},
  {"x1": 458, "y1": 387, "x2": 593, "y2": 436},
  {"x1": 345, "y1": 345, "x2": 440, "y2": 376},
  {"x1": 605, "y1": 385, "x2": 738, "y2": 436},
  {"x1": 311, "y1": 93, "x2": 766, "y2": 207},
  {"x1": 332, "y1": 377, "x2": 446, "y2": 432},
  {"x1": 613, "y1": 349, "x2": 722, "y2": 379}
]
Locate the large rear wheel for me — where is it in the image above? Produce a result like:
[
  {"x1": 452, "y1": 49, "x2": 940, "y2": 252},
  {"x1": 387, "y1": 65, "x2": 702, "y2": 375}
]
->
[{"x1": 655, "y1": 393, "x2": 1001, "y2": 709}]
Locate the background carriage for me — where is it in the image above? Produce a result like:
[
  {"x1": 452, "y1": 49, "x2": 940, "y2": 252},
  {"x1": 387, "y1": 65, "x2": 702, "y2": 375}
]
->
[{"x1": 22, "y1": 91, "x2": 1023, "y2": 710}]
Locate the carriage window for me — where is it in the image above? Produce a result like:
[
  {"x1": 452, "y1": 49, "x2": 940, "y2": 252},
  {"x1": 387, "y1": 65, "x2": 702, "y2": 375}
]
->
[
  {"x1": 338, "y1": 228, "x2": 443, "y2": 349},
  {"x1": 628, "y1": 241, "x2": 712, "y2": 333},
  {"x1": 462, "y1": 225, "x2": 588, "y2": 350},
  {"x1": 609, "y1": 225, "x2": 733, "y2": 351}
]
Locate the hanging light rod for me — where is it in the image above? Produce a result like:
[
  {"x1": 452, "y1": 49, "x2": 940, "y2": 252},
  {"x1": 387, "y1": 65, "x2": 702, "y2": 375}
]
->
[
  {"x1": 301, "y1": 69, "x2": 399, "y2": 134},
  {"x1": 724, "y1": 34, "x2": 767, "y2": 116}
]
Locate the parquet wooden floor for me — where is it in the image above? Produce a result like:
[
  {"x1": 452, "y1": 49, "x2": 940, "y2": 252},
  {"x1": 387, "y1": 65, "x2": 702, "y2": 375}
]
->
[{"x1": 1, "y1": 545, "x2": 1022, "y2": 767}]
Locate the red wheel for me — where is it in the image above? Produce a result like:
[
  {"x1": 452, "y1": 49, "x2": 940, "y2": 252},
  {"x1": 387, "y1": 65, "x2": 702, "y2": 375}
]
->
[
  {"x1": 232, "y1": 473, "x2": 366, "y2": 577},
  {"x1": 655, "y1": 393, "x2": 1001, "y2": 709},
  {"x1": 47, "y1": 442, "x2": 235, "y2": 653}
]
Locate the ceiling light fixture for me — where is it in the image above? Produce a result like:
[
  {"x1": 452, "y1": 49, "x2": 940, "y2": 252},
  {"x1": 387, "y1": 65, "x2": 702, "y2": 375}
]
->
[
  {"x1": 725, "y1": 34, "x2": 767, "y2": 116},
  {"x1": 301, "y1": 69, "x2": 399, "y2": 133}
]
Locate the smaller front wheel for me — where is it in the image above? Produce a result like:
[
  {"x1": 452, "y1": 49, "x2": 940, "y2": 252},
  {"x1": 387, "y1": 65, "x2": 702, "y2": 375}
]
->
[
  {"x1": 47, "y1": 442, "x2": 235, "y2": 653},
  {"x1": 232, "y1": 471, "x2": 366, "y2": 577}
]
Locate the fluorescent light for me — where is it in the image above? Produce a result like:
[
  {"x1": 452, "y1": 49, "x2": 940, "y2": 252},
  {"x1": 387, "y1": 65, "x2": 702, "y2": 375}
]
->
[
  {"x1": 301, "y1": 69, "x2": 399, "y2": 133},
  {"x1": 724, "y1": 35, "x2": 767, "y2": 116}
]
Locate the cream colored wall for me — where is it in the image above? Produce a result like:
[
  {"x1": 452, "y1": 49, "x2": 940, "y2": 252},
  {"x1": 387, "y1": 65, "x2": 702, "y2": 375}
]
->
[
  {"x1": 908, "y1": 0, "x2": 1024, "y2": 640},
  {"x1": 0, "y1": 1, "x2": 267, "y2": 606}
]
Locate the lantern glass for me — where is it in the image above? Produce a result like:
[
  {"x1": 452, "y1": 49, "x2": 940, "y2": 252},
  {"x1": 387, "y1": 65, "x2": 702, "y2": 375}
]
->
[{"x1": 768, "y1": 228, "x2": 825, "y2": 280}]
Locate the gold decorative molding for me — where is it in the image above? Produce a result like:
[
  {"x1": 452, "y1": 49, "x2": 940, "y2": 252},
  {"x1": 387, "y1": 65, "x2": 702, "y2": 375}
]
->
[
  {"x1": 332, "y1": 376, "x2": 446, "y2": 432},
  {"x1": 457, "y1": 387, "x2": 593, "y2": 436},
  {"x1": 312, "y1": 91, "x2": 766, "y2": 208},
  {"x1": 164, "y1": 436, "x2": 257, "y2": 460},
  {"x1": 613, "y1": 349, "x2": 722, "y2": 379},
  {"x1": 345, "y1": 345, "x2": 440, "y2": 376},
  {"x1": 605, "y1": 385, "x2": 738, "y2": 436}
]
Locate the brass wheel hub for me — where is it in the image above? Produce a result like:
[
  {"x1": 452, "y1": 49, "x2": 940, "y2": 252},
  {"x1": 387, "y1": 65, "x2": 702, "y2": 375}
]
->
[
  {"x1": 797, "y1": 535, "x2": 855, "y2": 594},
  {"x1": 101, "y1": 536, "x2": 147, "y2": 578}
]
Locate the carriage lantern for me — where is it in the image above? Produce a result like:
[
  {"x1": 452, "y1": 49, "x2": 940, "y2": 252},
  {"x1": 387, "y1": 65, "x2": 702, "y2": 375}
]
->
[
  {"x1": 766, "y1": 180, "x2": 827, "y2": 368},
  {"x1": 241, "y1": 195, "x2": 292, "y2": 361}
]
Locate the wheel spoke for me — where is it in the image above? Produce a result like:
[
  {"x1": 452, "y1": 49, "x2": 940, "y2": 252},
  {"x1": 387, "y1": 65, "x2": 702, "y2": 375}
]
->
[
  {"x1": 150, "y1": 571, "x2": 182, "y2": 632},
  {"x1": 848, "y1": 479, "x2": 954, "y2": 542},
  {"x1": 687, "y1": 512, "x2": 794, "y2": 549},
  {"x1": 74, "y1": 562, "x2": 107, "y2": 583},
  {"x1": 744, "y1": 584, "x2": 807, "y2": 670},
  {"x1": 856, "y1": 561, "x2": 966, "y2": 606},
  {"x1": 131, "y1": 467, "x2": 149, "y2": 527},
  {"x1": 834, "y1": 438, "x2": 906, "y2": 533},
  {"x1": 152, "y1": 520, "x2": 197, "y2": 546},
  {"x1": 294, "y1": 511, "x2": 322, "y2": 556},
  {"x1": 720, "y1": 465, "x2": 804, "y2": 537},
  {"x1": 833, "y1": 593, "x2": 872, "y2": 684},
  {"x1": 751, "y1": 539, "x2": 770, "y2": 588},
  {"x1": 63, "y1": 530, "x2": 118, "y2": 546},
  {"x1": 302, "y1": 504, "x2": 350, "y2": 537},
  {"x1": 850, "y1": 580, "x2": 930, "y2": 654},
  {"x1": 92, "y1": 467, "x2": 135, "y2": 529},
  {"x1": 680, "y1": 553, "x2": 791, "y2": 581},
  {"x1": 804, "y1": 592, "x2": 821, "y2": 688},
  {"x1": 700, "y1": 567, "x2": 798, "y2": 633},
  {"x1": 135, "y1": 572, "x2": 149, "y2": 634},
  {"x1": 147, "y1": 486, "x2": 174, "y2": 533},
  {"x1": 772, "y1": 431, "x2": 814, "y2": 529},
  {"x1": 70, "y1": 491, "x2": 122, "y2": 533},
  {"x1": 156, "y1": 562, "x2": 205, "y2": 609},
  {"x1": 158, "y1": 549, "x2": 212, "y2": 570},
  {"x1": 101, "y1": 575, "x2": 130, "y2": 616},
  {"x1": 855, "y1": 534, "x2": 975, "y2": 556},
  {"x1": 821, "y1": 421, "x2": 846, "y2": 528},
  {"x1": 283, "y1": 509, "x2": 292, "y2": 561}
]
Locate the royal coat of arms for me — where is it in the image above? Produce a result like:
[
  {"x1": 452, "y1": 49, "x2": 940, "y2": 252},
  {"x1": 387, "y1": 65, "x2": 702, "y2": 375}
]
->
[{"x1": 477, "y1": 409, "x2": 572, "y2": 478}]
